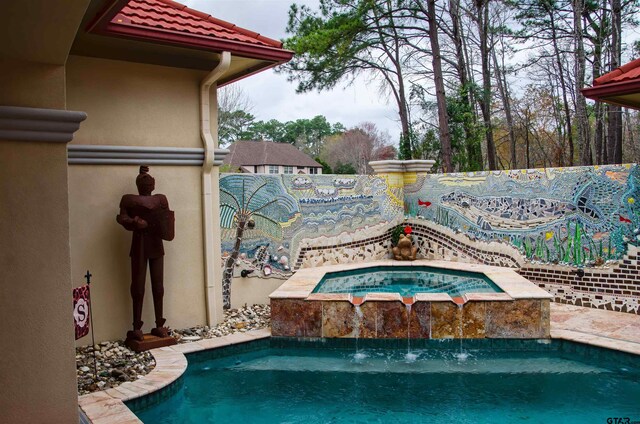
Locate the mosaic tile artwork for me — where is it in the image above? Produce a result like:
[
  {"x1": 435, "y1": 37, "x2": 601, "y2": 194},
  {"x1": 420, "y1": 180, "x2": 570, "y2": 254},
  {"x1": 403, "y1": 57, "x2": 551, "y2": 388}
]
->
[
  {"x1": 404, "y1": 165, "x2": 640, "y2": 266},
  {"x1": 221, "y1": 165, "x2": 640, "y2": 315},
  {"x1": 219, "y1": 174, "x2": 403, "y2": 278}
]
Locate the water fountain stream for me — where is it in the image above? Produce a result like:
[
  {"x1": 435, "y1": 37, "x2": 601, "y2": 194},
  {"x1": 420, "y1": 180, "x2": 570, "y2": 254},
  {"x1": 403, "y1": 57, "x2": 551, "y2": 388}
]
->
[
  {"x1": 353, "y1": 305, "x2": 366, "y2": 360},
  {"x1": 403, "y1": 297, "x2": 418, "y2": 361},
  {"x1": 454, "y1": 302, "x2": 468, "y2": 361},
  {"x1": 405, "y1": 303, "x2": 418, "y2": 361}
]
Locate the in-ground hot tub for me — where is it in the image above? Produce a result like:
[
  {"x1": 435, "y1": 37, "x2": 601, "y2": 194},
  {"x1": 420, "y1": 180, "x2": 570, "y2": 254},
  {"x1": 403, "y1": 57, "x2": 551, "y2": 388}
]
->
[{"x1": 269, "y1": 260, "x2": 552, "y2": 339}]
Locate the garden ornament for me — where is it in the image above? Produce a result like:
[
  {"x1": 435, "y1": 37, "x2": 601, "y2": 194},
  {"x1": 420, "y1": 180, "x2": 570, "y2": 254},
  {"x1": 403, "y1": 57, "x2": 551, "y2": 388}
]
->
[{"x1": 117, "y1": 166, "x2": 175, "y2": 342}]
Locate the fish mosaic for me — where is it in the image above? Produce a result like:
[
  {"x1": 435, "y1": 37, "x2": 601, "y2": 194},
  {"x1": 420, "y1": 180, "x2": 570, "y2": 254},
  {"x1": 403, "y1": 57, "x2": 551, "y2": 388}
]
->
[{"x1": 405, "y1": 165, "x2": 640, "y2": 265}]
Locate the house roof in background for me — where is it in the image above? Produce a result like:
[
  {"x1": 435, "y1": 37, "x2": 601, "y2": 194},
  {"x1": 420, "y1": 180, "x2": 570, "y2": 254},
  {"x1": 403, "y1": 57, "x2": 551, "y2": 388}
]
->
[
  {"x1": 86, "y1": 0, "x2": 293, "y2": 63},
  {"x1": 224, "y1": 141, "x2": 322, "y2": 168},
  {"x1": 582, "y1": 58, "x2": 640, "y2": 110}
]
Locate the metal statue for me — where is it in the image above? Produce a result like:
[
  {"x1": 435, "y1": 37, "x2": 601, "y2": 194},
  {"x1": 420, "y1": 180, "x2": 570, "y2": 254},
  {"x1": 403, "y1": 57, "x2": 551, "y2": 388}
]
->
[{"x1": 117, "y1": 166, "x2": 174, "y2": 341}]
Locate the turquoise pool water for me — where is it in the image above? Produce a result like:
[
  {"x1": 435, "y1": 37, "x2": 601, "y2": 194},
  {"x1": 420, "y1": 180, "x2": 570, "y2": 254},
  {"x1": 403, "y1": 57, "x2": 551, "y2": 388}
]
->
[
  {"x1": 131, "y1": 341, "x2": 640, "y2": 424},
  {"x1": 312, "y1": 266, "x2": 502, "y2": 297}
]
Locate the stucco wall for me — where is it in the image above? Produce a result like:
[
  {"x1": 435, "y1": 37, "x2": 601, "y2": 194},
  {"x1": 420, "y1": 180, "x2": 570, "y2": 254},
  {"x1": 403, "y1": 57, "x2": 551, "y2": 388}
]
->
[
  {"x1": 68, "y1": 165, "x2": 207, "y2": 342},
  {"x1": 0, "y1": 61, "x2": 79, "y2": 422},
  {"x1": 66, "y1": 56, "x2": 221, "y2": 342},
  {"x1": 67, "y1": 55, "x2": 213, "y2": 148},
  {"x1": 230, "y1": 276, "x2": 283, "y2": 309},
  {"x1": 0, "y1": 59, "x2": 66, "y2": 109}
]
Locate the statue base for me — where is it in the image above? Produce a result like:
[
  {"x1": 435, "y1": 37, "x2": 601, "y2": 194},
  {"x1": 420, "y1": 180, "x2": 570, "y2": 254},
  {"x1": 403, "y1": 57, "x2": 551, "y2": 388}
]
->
[{"x1": 125, "y1": 333, "x2": 177, "y2": 352}]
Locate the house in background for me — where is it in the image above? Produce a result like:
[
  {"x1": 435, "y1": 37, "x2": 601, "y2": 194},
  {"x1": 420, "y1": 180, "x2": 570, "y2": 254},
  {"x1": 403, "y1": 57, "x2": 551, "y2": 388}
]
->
[{"x1": 224, "y1": 140, "x2": 323, "y2": 174}]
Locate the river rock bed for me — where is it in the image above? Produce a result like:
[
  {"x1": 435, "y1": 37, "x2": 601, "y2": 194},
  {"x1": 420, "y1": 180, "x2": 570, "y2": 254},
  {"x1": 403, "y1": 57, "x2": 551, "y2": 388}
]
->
[
  {"x1": 76, "y1": 341, "x2": 154, "y2": 396},
  {"x1": 76, "y1": 304, "x2": 270, "y2": 395},
  {"x1": 173, "y1": 304, "x2": 270, "y2": 340}
]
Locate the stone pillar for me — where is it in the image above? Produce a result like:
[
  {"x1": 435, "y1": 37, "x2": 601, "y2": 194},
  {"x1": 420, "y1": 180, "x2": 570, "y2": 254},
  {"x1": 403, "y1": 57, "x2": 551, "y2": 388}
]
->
[{"x1": 369, "y1": 160, "x2": 436, "y2": 207}]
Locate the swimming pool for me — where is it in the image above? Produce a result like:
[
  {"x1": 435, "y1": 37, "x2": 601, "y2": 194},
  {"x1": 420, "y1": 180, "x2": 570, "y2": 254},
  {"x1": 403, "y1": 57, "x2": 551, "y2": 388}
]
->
[
  {"x1": 313, "y1": 266, "x2": 502, "y2": 297},
  {"x1": 129, "y1": 339, "x2": 640, "y2": 423}
]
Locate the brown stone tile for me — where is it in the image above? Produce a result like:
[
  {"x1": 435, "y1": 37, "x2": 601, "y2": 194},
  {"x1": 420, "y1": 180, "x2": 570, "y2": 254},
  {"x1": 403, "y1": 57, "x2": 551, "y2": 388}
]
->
[
  {"x1": 431, "y1": 302, "x2": 462, "y2": 339},
  {"x1": 322, "y1": 301, "x2": 355, "y2": 338},
  {"x1": 540, "y1": 299, "x2": 551, "y2": 338},
  {"x1": 408, "y1": 301, "x2": 430, "y2": 338},
  {"x1": 270, "y1": 298, "x2": 322, "y2": 337},
  {"x1": 486, "y1": 300, "x2": 546, "y2": 338},
  {"x1": 461, "y1": 301, "x2": 486, "y2": 338},
  {"x1": 376, "y1": 301, "x2": 409, "y2": 338},
  {"x1": 358, "y1": 301, "x2": 378, "y2": 338}
]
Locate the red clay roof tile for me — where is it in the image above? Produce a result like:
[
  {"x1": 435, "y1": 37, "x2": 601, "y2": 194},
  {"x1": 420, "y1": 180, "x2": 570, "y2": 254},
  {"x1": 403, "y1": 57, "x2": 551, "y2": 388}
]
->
[
  {"x1": 593, "y1": 58, "x2": 640, "y2": 85},
  {"x1": 114, "y1": 0, "x2": 282, "y2": 48}
]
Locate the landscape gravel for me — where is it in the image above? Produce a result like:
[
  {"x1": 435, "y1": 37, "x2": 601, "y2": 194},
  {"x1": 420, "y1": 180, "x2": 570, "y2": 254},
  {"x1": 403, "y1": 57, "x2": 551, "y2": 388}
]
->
[{"x1": 76, "y1": 304, "x2": 270, "y2": 395}]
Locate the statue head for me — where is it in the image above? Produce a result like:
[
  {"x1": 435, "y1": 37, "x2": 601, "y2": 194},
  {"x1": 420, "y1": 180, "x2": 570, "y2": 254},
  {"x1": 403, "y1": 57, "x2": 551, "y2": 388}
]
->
[{"x1": 136, "y1": 165, "x2": 155, "y2": 195}]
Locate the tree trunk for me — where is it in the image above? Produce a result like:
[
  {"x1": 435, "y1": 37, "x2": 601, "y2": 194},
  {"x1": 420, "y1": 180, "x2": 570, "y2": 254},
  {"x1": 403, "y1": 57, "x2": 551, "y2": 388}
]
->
[
  {"x1": 475, "y1": 0, "x2": 497, "y2": 170},
  {"x1": 574, "y1": 0, "x2": 592, "y2": 165},
  {"x1": 608, "y1": 0, "x2": 623, "y2": 164},
  {"x1": 592, "y1": 27, "x2": 604, "y2": 164},
  {"x1": 548, "y1": 7, "x2": 575, "y2": 166},
  {"x1": 449, "y1": 0, "x2": 482, "y2": 170},
  {"x1": 221, "y1": 218, "x2": 246, "y2": 309},
  {"x1": 525, "y1": 118, "x2": 531, "y2": 169},
  {"x1": 398, "y1": 83, "x2": 412, "y2": 159},
  {"x1": 492, "y1": 48, "x2": 517, "y2": 169},
  {"x1": 585, "y1": 0, "x2": 606, "y2": 164},
  {"x1": 427, "y1": 0, "x2": 453, "y2": 172},
  {"x1": 548, "y1": 72, "x2": 566, "y2": 166}
]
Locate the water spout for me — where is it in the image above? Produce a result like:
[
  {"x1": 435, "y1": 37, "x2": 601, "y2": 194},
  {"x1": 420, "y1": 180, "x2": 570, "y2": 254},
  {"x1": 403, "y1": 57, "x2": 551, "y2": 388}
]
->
[
  {"x1": 351, "y1": 296, "x2": 365, "y2": 306},
  {"x1": 353, "y1": 304, "x2": 364, "y2": 359}
]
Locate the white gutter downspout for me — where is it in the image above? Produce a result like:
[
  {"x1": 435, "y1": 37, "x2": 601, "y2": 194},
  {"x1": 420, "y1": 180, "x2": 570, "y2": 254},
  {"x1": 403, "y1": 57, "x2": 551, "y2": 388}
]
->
[{"x1": 201, "y1": 51, "x2": 231, "y2": 326}]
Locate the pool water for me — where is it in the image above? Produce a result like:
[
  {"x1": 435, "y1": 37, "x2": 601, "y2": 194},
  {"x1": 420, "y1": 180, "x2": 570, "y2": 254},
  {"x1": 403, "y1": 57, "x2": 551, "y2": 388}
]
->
[
  {"x1": 132, "y1": 344, "x2": 640, "y2": 424},
  {"x1": 312, "y1": 266, "x2": 502, "y2": 297}
]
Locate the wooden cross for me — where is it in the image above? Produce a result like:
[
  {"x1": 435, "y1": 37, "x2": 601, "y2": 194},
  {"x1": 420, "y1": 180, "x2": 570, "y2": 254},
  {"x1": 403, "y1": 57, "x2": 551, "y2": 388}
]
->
[{"x1": 84, "y1": 270, "x2": 92, "y2": 285}]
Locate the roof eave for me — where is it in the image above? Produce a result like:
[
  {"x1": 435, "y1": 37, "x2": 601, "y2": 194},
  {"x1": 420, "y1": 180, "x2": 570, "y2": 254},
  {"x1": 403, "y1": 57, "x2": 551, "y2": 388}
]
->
[
  {"x1": 218, "y1": 60, "x2": 284, "y2": 87},
  {"x1": 99, "y1": 22, "x2": 294, "y2": 62},
  {"x1": 582, "y1": 79, "x2": 640, "y2": 100}
]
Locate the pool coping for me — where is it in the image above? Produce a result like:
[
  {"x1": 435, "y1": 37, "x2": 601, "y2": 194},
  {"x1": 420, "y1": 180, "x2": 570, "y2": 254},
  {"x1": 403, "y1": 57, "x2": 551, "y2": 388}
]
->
[
  {"x1": 78, "y1": 329, "x2": 270, "y2": 424},
  {"x1": 269, "y1": 259, "x2": 552, "y2": 303},
  {"x1": 78, "y1": 304, "x2": 640, "y2": 424}
]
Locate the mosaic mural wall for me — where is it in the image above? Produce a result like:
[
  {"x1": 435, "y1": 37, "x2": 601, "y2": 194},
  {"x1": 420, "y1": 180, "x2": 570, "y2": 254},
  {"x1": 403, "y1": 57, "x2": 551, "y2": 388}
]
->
[
  {"x1": 404, "y1": 165, "x2": 640, "y2": 267},
  {"x1": 219, "y1": 165, "x2": 640, "y2": 314},
  {"x1": 219, "y1": 174, "x2": 404, "y2": 279}
]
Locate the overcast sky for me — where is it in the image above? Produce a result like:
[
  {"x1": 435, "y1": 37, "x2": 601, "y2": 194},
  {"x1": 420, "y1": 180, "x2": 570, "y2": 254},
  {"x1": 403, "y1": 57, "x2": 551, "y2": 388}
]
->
[{"x1": 182, "y1": 0, "x2": 402, "y2": 141}]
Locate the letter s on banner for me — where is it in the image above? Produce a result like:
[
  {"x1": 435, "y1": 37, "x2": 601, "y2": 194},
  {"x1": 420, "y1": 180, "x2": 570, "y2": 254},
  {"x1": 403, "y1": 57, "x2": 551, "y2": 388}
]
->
[{"x1": 73, "y1": 285, "x2": 91, "y2": 340}]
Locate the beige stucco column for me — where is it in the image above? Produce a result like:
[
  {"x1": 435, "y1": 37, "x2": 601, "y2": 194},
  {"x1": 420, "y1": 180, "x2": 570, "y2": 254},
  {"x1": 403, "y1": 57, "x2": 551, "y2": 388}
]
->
[{"x1": 0, "y1": 102, "x2": 86, "y2": 423}]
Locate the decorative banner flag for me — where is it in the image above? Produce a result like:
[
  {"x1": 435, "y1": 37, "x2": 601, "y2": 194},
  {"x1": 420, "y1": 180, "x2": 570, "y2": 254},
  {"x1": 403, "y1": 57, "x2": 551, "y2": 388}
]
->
[{"x1": 73, "y1": 285, "x2": 91, "y2": 340}]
